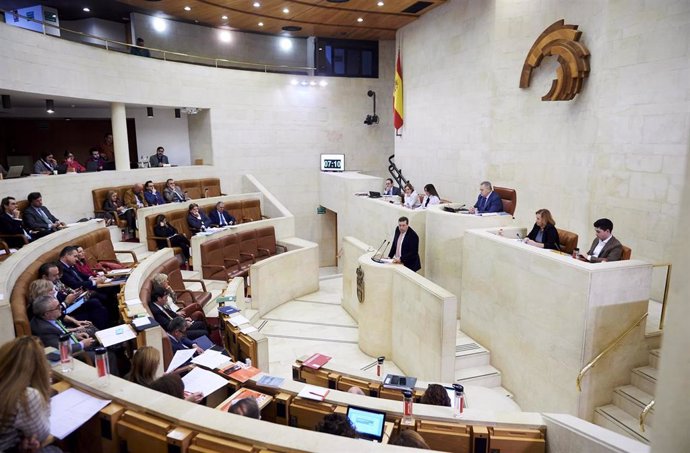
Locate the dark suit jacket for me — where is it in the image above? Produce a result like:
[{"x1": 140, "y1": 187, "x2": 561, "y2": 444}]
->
[
  {"x1": 30, "y1": 317, "x2": 84, "y2": 354},
  {"x1": 587, "y1": 236, "x2": 623, "y2": 262},
  {"x1": 388, "y1": 226, "x2": 421, "y2": 272},
  {"x1": 23, "y1": 206, "x2": 59, "y2": 232},
  {"x1": 150, "y1": 301, "x2": 179, "y2": 332},
  {"x1": 473, "y1": 191, "x2": 503, "y2": 213},
  {"x1": 527, "y1": 223, "x2": 560, "y2": 250},
  {"x1": 187, "y1": 212, "x2": 212, "y2": 233},
  {"x1": 58, "y1": 262, "x2": 96, "y2": 290},
  {"x1": 384, "y1": 186, "x2": 401, "y2": 196},
  {"x1": 168, "y1": 334, "x2": 195, "y2": 353},
  {"x1": 144, "y1": 190, "x2": 166, "y2": 206},
  {"x1": 0, "y1": 212, "x2": 29, "y2": 247},
  {"x1": 209, "y1": 209, "x2": 236, "y2": 226},
  {"x1": 149, "y1": 154, "x2": 170, "y2": 167}
]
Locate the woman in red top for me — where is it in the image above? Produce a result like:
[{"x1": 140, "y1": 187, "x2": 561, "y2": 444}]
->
[{"x1": 62, "y1": 151, "x2": 86, "y2": 173}]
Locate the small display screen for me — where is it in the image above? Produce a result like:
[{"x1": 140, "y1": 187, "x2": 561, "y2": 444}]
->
[
  {"x1": 320, "y1": 154, "x2": 345, "y2": 172},
  {"x1": 346, "y1": 406, "x2": 386, "y2": 442}
]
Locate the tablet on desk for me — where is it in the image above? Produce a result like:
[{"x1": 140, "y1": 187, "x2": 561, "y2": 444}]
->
[
  {"x1": 346, "y1": 406, "x2": 386, "y2": 443},
  {"x1": 65, "y1": 293, "x2": 87, "y2": 315}
]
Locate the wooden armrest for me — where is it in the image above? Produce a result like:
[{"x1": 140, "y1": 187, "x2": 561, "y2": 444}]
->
[
  {"x1": 223, "y1": 258, "x2": 240, "y2": 266},
  {"x1": 150, "y1": 235, "x2": 174, "y2": 248},
  {"x1": 261, "y1": 215, "x2": 270, "y2": 219},
  {"x1": 257, "y1": 247, "x2": 271, "y2": 256},
  {"x1": 242, "y1": 217, "x2": 254, "y2": 223},
  {"x1": 202, "y1": 264, "x2": 227, "y2": 271},
  {"x1": 240, "y1": 252, "x2": 255, "y2": 263},
  {"x1": 113, "y1": 249, "x2": 139, "y2": 263},
  {"x1": 174, "y1": 289, "x2": 196, "y2": 303},
  {"x1": 182, "y1": 278, "x2": 208, "y2": 292},
  {"x1": 276, "y1": 244, "x2": 288, "y2": 253}
]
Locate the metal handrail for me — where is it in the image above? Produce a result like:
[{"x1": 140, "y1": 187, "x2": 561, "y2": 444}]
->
[
  {"x1": 576, "y1": 312, "x2": 648, "y2": 391},
  {"x1": 0, "y1": 8, "x2": 315, "y2": 73},
  {"x1": 652, "y1": 263, "x2": 672, "y2": 330},
  {"x1": 640, "y1": 399, "x2": 655, "y2": 432}
]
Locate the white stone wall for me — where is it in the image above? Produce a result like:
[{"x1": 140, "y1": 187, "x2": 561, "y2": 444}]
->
[
  {"x1": 395, "y1": 0, "x2": 689, "y2": 266},
  {"x1": 0, "y1": 23, "x2": 395, "y2": 265}
]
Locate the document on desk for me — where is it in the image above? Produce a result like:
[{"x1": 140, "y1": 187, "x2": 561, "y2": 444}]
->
[
  {"x1": 298, "y1": 384, "x2": 330, "y2": 401},
  {"x1": 95, "y1": 324, "x2": 136, "y2": 347},
  {"x1": 228, "y1": 314, "x2": 250, "y2": 327},
  {"x1": 191, "y1": 349, "x2": 231, "y2": 369},
  {"x1": 182, "y1": 367, "x2": 228, "y2": 397},
  {"x1": 166, "y1": 349, "x2": 196, "y2": 373},
  {"x1": 50, "y1": 388, "x2": 111, "y2": 439}
]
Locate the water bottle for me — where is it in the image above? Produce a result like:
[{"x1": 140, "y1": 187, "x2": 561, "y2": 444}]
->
[
  {"x1": 59, "y1": 333, "x2": 73, "y2": 373},
  {"x1": 376, "y1": 356, "x2": 385, "y2": 377},
  {"x1": 245, "y1": 358, "x2": 252, "y2": 368},
  {"x1": 402, "y1": 390, "x2": 414, "y2": 425},
  {"x1": 453, "y1": 384, "x2": 465, "y2": 417},
  {"x1": 95, "y1": 347, "x2": 109, "y2": 386}
]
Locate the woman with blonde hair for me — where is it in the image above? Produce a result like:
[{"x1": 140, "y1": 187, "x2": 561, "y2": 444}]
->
[
  {"x1": 0, "y1": 336, "x2": 61, "y2": 452},
  {"x1": 524, "y1": 209, "x2": 560, "y2": 250},
  {"x1": 402, "y1": 183, "x2": 421, "y2": 209},
  {"x1": 127, "y1": 347, "x2": 202, "y2": 402}
]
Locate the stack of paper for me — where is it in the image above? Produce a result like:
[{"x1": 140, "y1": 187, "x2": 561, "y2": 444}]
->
[
  {"x1": 191, "y1": 349, "x2": 232, "y2": 369},
  {"x1": 298, "y1": 384, "x2": 330, "y2": 401},
  {"x1": 50, "y1": 388, "x2": 111, "y2": 439},
  {"x1": 165, "y1": 349, "x2": 196, "y2": 373},
  {"x1": 181, "y1": 367, "x2": 228, "y2": 397},
  {"x1": 95, "y1": 324, "x2": 136, "y2": 347},
  {"x1": 228, "y1": 315, "x2": 250, "y2": 327}
]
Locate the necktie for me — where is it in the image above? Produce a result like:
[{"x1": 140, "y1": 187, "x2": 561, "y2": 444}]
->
[
  {"x1": 174, "y1": 190, "x2": 183, "y2": 202},
  {"x1": 425, "y1": 197, "x2": 430, "y2": 207},
  {"x1": 36, "y1": 208, "x2": 52, "y2": 227},
  {"x1": 479, "y1": 197, "x2": 486, "y2": 211},
  {"x1": 56, "y1": 319, "x2": 79, "y2": 343},
  {"x1": 219, "y1": 212, "x2": 226, "y2": 226}
]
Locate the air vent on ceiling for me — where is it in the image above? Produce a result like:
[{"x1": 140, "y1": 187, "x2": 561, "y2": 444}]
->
[
  {"x1": 282, "y1": 25, "x2": 302, "y2": 32},
  {"x1": 402, "y1": 1, "x2": 433, "y2": 14},
  {"x1": 327, "y1": 0, "x2": 350, "y2": 3}
]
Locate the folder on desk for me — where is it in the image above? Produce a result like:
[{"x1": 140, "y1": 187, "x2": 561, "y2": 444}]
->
[
  {"x1": 382, "y1": 374, "x2": 417, "y2": 391},
  {"x1": 303, "y1": 353, "x2": 331, "y2": 369}
]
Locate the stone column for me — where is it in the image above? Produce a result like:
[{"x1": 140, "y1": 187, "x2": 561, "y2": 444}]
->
[{"x1": 111, "y1": 102, "x2": 130, "y2": 171}]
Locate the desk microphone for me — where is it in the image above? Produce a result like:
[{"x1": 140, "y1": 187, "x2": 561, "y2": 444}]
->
[
  {"x1": 516, "y1": 233, "x2": 523, "y2": 241},
  {"x1": 371, "y1": 240, "x2": 387, "y2": 263}
]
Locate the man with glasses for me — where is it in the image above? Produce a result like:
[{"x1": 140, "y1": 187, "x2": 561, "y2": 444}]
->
[
  {"x1": 209, "y1": 201, "x2": 236, "y2": 227},
  {"x1": 163, "y1": 178, "x2": 189, "y2": 203},
  {"x1": 30, "y1": 294, "x2": 95, "y2": 354},
  {"x1": 143, "y1": 180, "x2": 166, "y2": 205},
  {"x1": 22, "y1": 192, "x2": 66, "y2": 239},
  {"x1": 580, "y1": 218, "x2": 623, "y2": 263},
  {"x1": 383, "y1": 178, "x2": 401, "y2": 196},
  {"x1": 468, "y1": 181, "x2": 503, "y2": 214}
]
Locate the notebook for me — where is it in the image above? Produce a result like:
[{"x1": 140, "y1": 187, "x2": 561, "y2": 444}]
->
[{"x1": 346, "y1": 406, "x2": 386, "y2": 442}]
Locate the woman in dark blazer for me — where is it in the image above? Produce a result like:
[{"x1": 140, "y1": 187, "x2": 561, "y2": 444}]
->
[
  {"x1": 102, "y1": 190, "x2": 135, "y2": 232},
  {"x1": 524, "y1": 209, "x2": 560, "y2": 250},
  {"x1": 153, "y1": 214, "x2": 190, "y2": 261}
]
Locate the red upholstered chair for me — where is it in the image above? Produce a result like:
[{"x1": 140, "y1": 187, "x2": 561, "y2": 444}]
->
[
  {"x1": 200, "y1": 239, "x2": 231, "y2": 281},
  {"x1": 222, "y1": 234, "x2": 250, "y2": 275},
  {"x1": 621, "y1": 245, "x2": 632, "y2": 260},
  {"x1": 238, "y1": 230, "x2": 258, "y2": 268},
  {"x1": 493, "y1": 186, "x2": 517, "y2": 216},
  {"x1": 241, "y1": 199, "x2": 263, "y2": 223},
  {"x1": 255, "y1": 226, "x2": 286, "y2": 260},
  {"x1": 555, "y1": 228, "x2": 579, "y2": 255}
]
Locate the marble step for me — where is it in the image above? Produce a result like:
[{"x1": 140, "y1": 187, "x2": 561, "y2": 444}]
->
[
  {"x1": 455, "y1": 336, "x2": 491, "y2": 370},
  {"x1": 454, "y1": 365, "x2": 501, "y2": 388},
  {"x1": 594, "y1": 404, "x2": 650, "y2": 444},
  {"x1": 490, "y1": 386, "x2": 515, "y2": 399},
  {"x1": 631, "y1": 366, "x2": 657, "y2": 395},
  {"x1": 612, "y1": 385, "x2": 655, "y2": 427},
  {"x1": 648, "y1": 349, "x2": 661, "y2": 369}
]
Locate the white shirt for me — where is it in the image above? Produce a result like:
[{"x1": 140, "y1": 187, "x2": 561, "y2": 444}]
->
[
  {"x1": 592, "y1": 236, "x2": 612, "y2": 258},
  {"x1": 404, "y1": 191, "x2": 421, "y2": 209},
  {"x1": 395, "y1": 231, "x2": 406, "y2": 259}
]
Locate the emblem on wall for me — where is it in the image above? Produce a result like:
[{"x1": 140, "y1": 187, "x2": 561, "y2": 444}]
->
[
  {"x1": 519, "y1": 19, "x2": 591, "y2": 101},
  {"x1": 356, "y1": 266, "x2": 365, "y2": 304}
]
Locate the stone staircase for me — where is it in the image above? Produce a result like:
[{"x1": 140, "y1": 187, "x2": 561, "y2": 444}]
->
[
  {"x1": 593, "y1": 348, "x2": 660, "y2": 444},
  {"x1": 454, "y1": 324, "x2": 512, "y2": 398}
]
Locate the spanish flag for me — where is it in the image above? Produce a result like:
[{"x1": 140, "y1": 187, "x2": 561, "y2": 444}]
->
[{"x1": 393, "y1": 50, "x2": 404, "y2": 132}]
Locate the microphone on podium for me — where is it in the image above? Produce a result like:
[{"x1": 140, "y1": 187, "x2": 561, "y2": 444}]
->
[{"x1": 371, "y1": 239, "x2": 389, "y2": 263}]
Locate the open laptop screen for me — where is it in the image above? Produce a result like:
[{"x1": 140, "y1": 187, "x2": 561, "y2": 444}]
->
[{"x1": 346, "y1": 405, "x2": 386, "y2": 442}]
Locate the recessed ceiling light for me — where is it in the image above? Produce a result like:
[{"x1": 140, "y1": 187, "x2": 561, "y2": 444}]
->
[
  {"x1": 253, "y1": 2, "x2": 261, "y2": 7},
  {"x1": 82, "y1": 7, "x2": 90, "y2": 12},
  {"x1": 282, "y1": 7, "x2": 290, "y2": 14},
  {"x1": 258, "y1": 21, "x2": 264, "y2": 26},
  {"x1": 377, "y1": 1, "x2": 384, "y2": 6},
  {"x1": 221, "y1": 15, "x2": 228, "y2": 20},
  {"x1": 184, "y1": 6, "x2": 191, "y2": 11},
  {"x1": 357, "y1": 17, "x2": 364, "y2": 23}
]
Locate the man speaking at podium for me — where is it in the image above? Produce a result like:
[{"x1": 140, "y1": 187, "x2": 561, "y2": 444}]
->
[{"x1": 388, "y1": 216, "x2": 421, "y2": 272}]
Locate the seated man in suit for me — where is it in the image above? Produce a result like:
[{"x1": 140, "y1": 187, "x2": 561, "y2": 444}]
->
[
  {"x1": 22, "y1": 192, "x2": 66, "y2": 239},
  {"x1": 163, "y1": 178, "x2": 190, "y2": 203},
  {"x1": 580, "y1": 218, "x2": 623, "y2": 263},
  {"x1": 149, "y1": 146, "x2": 170, "y2": 167},
  {"x1": 468, "y1": 181, "x2": 503, "y2": 214},
  {"x1": 143, "y1": 180, "x2": 166, "y2": 205},
  {"x1": 39, "y1": 262, "x2": 110, "y2": 329},
  {"x1": 208, "y1": 201, "x2": 236, "y2": 227},
  {"x1": 167, "y1": 316, "x2": 204, "y2": 355},
  {"x1": 30, "y1": 294, "x2": 96, "y2": 355},
  {"x1": 123, "y1": 183, "x2": 148, "y2": 212},
  {"x1": 187, "y1": 203, "x2": 213, "y2": 233},
  {"x1": 388, "y1": 216, "x2": 421, "y2": 272},
  {"x1": 0, "y1": 196, "x2": 32, "y2": 247},
  {"x1": 383, "y1": 178, "x2": 401, "y2": 196},
  {"x1": 150, "y1": 287, "x2": 208, "y2": 339}
]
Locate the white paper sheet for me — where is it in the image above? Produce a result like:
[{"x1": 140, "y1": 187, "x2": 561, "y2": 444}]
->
[
  {"x1": 132, "y1": 317, "x2": 151, "y2": 328},
  {"x1": 228, "y1": 315, "x2": 250, "y2": 327},
  {"x1": 182, "y1": 367, "x2": 228, "y2": 397},
  {"x1": 95, "y1": 324, "x2": 136, "y2": 347},
  {"x1": 50, "y1": 388, "x2": 111, "y2": 439},
  {"x1": 240, "y1": 325, "x2": 257, "y2": 334},
  {"x1": 124, "y1": 299, "x2": 141, "y2": 307},
  {"x1": 107, "y1": 268, "x2": 131, "y2": 276},
  {"x1": 191, "y1": 349, "x2": 231, "y2": 369},
  {"x1": 166, "y1": 349, "x2": 196, "y2": 373},
  {"x1": 297, "y1": 384, "x2": 330, "y2": 401}
]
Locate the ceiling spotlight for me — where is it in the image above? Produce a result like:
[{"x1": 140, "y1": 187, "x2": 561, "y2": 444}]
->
[
  {"x1": 147, "y1": 107, "x2": 154, "y2": 118},
  {"x1": 282, "y1": 7, "x2": 289, "y2": 14},
  {"x1": 83, "y1": 7, "x2": 91, "y2": 12},
  {"x1": 46, "y1": 99, "x2": 55, "y2": 114},
  {"x1": 357, "y1": 17, "x2": 364, "y2": 23},
  {"x1": 377, "y1": 1, "x2": 384, "y2": 6},
  {"x1": 219, "y1": 30, "x2": 231, "y2": 42},
  {"x1": 152, "y1": 17, "x2": 167, "y2": 32},
  {"x1": 253, "y1": 2, "x2": 261, "y2": 7},
  {"x1": 221, "y1": 15, "x2": 228, "y2": 20},
  {"x1": 258, "y1": 22, "x2": 264, "y2": 27},
  {"x1": 319, "y1": 80, "x2": 328, "y2": 87},
  {"x1": 184, "y1": 6, "x2": 191, "y2": 11}
]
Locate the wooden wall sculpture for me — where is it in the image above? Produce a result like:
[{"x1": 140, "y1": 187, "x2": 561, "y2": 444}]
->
[{"x1": 519, "y1": 19, "x2": 591, "y2": 101}]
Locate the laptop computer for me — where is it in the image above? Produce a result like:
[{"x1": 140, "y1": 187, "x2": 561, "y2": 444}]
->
[
  {"x1": 346, "y1": 406, "x2": 386, "y2": 442},
  {"x1": 382, "y1": 374, "x2": 417, "y2": 391},
  {"x1": 6, "y1": 165, "x2": 23, "y2": 178}
]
